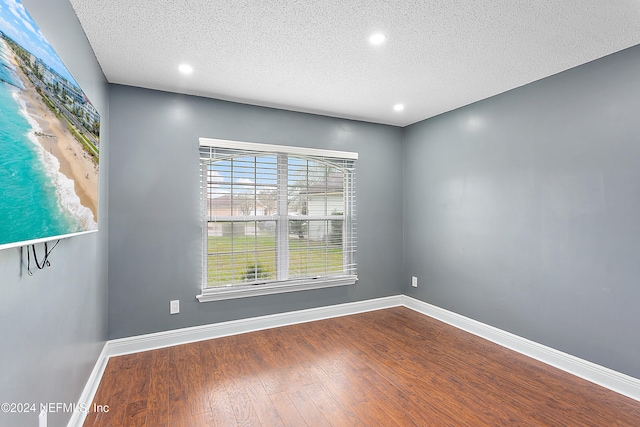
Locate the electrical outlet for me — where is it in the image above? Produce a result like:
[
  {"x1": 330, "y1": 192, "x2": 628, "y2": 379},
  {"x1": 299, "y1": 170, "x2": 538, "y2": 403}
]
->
[
  {"x1": 170, "y1": 300, "x2": 180, "y2": 314},
  {"x1": 39, "y1": 409, "x2": 47, "y2": 427},
  {"x1": 411, "y1": 276, "x2": 418, "y2": 288}
]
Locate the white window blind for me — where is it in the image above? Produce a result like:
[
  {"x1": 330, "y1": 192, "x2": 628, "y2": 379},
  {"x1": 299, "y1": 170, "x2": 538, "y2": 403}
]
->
[{"x1": 198, "y1": 138, "x2": 357, "y2": 301}]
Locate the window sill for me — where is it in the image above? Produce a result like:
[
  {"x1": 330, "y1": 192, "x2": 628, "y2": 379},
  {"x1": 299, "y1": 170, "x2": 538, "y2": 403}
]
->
[{"x1": 197, "y1": 275, "x2": 358, "y2": 302}]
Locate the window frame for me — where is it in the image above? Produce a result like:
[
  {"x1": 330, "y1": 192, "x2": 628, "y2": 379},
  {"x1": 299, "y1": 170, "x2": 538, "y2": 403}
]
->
[{"x1": 197, "y1": 138, "x2": 358, "y2": 302}]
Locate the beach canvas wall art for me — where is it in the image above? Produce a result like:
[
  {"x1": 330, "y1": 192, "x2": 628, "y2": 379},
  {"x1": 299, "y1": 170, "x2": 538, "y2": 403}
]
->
[{"x1": 0, "y1": 0, "x2": 99, "y2": 250}]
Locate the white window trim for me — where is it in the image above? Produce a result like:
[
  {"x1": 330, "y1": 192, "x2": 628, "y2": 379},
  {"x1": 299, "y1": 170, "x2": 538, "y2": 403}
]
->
[
  {"x1": 199, "y1": 137, "x2": 358, "y2": 160},
  {"x1": 196, "y1": 275, "x2": 357, "y2": 302},
  {"x1": 198, "y1": 138, "x2": 358, "y2": 302}
]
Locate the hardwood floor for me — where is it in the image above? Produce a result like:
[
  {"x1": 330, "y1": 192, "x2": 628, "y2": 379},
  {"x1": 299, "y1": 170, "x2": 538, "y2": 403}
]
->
[{"x1": 83, "y1": 307, "x2": 640, "y2": 426}]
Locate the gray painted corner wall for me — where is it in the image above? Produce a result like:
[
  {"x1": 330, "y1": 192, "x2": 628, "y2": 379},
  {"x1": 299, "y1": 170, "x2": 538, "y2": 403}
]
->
[
  {"x1": 4, "y1": 4, "x2": 639, "y2": 424},
  {"x1": 107, "y1": 85, "x2": 403, "y2": 339},
  {"x1": 0, "y1": 1, "x2": 108, "y2": 427},
  {"x1": 403, "y1": 45, "x2": 640, "y2": 378}
]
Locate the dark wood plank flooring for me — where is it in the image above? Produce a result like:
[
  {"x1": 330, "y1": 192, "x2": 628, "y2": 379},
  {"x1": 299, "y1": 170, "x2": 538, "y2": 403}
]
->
[{"x1": 83, "y1": 307, "x2": 640, "y2": 426}]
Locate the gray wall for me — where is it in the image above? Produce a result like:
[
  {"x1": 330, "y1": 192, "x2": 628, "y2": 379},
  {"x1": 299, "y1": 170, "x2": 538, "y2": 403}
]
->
[
  {"x1": 108, "y1": 85, "x2": 403, "y2": 339},
  {"x1": 0, "y1": 1, "x2": 109, "y2": 426},
  {"x1": 4, "y1": 7, "x2": 638, "y2": 424},
  {"x1": 403, "y1": 45, "x2": 640, "y2": 378}
]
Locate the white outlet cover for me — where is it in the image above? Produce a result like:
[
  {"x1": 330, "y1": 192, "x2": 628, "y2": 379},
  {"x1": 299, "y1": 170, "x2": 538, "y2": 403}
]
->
[
  {"x1": 411, "y1": 276, "x2": 418, "y2": 287},
  {"x1": 170, "y1": 300, "x2": 180, "y2": 314}
]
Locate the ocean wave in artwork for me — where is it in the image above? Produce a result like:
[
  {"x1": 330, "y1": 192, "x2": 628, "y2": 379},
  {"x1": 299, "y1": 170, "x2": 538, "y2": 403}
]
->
[{"x1": 13, "y1": 88, "x2": 97, "y2": 231}]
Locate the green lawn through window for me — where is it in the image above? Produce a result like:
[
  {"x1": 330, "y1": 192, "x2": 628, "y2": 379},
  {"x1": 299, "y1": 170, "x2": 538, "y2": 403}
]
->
[{"x1": 206, "y1": 236, "x2": 343, "y2": 287}]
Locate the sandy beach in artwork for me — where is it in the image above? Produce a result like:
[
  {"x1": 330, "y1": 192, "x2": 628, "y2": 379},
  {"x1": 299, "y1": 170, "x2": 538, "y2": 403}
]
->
[{"x1": 6, "y1": 42, "x2": 99, "y2": 224}]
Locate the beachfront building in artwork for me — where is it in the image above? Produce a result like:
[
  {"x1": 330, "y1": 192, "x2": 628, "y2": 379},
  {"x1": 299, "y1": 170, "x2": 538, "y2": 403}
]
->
[
  {"x1": 22, "y1": 43, "x2": 100, "y2": 143},
  {"x1": 2, "y1": 31, "x2": 100, "y2": 149}
]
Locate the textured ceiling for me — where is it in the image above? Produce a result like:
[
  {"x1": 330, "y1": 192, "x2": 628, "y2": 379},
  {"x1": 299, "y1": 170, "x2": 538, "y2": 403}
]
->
[{"x1": 68, "y1": 0, "x2": 640, "y2": 127}]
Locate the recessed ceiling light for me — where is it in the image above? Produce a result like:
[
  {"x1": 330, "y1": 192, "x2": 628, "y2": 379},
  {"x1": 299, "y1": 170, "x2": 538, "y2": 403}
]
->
[
  {"x1": 393, "y1": 104, "x2": 405, "y2": 112},
  {"x1": 369, "y1": 33, "x2": 386, "y2": 45},
  {"x1": 178, "y1": 64, "x2": 193, "y2": 75}
]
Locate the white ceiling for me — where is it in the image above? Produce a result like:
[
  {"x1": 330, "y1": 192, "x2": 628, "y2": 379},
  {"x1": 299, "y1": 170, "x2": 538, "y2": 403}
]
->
[{"x1": 68, "y1": 0, "x2": 640, "y2": 127}]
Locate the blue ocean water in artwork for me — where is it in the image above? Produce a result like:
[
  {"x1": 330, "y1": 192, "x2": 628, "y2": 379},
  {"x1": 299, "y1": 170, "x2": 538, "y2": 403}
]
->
[{"x1": 0, "y1": 56, "x2": 79, "y2": 246}]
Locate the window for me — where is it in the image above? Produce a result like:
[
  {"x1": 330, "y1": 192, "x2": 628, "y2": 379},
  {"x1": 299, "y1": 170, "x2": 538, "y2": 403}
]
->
[{"x1": 197, "y1": 138, "x2": 357, "y2": 301}]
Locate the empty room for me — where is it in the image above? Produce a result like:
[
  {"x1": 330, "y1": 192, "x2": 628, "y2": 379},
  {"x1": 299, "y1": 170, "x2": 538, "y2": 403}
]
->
[{"x1": 1, "y1": 0, "x2": 640, "y2": 426}]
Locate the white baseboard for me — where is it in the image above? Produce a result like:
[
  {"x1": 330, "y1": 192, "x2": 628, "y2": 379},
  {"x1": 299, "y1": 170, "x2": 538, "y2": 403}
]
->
[
  {"x1": 402, "y1": 295, "x2": 640, "y2": 402},
  {"x1": 69, "y1": 294, "x2": 640, "y2": 426},
  {"x1": 67, "y1": 343, "x2": 109, "y2": 427},
  {"x1": 106, "y1": 295, "x2": 403, "y2": 357}
]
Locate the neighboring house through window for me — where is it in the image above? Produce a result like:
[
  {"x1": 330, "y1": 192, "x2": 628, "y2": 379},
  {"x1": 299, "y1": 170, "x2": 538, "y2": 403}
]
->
[{"x1": 198, "y1": 138, "x2": 357, "y2": 301}]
